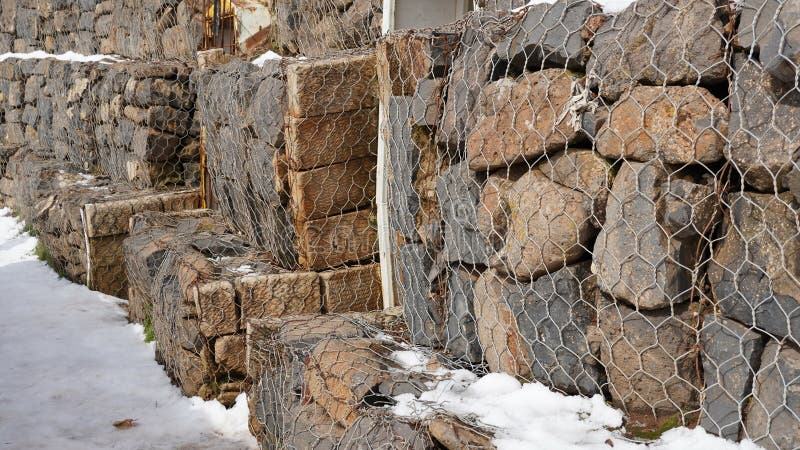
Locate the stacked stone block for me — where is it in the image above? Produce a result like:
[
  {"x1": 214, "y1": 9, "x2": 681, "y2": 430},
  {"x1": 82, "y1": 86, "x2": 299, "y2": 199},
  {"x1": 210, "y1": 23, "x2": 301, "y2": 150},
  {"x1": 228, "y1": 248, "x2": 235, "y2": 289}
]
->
[{"x1": 0, "y1": 148, "x2": 200, "y2": 297}]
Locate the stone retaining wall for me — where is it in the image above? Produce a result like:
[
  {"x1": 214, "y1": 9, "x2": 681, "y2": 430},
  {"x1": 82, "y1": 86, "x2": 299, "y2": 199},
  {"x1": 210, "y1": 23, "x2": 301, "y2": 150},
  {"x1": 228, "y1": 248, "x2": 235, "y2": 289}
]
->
[
  {"x1": 380, "y1": 0, "x2": 800, "y2": 446},
  {"x1": 0, "y1": 0, "x2": 202, "y2": 61}
]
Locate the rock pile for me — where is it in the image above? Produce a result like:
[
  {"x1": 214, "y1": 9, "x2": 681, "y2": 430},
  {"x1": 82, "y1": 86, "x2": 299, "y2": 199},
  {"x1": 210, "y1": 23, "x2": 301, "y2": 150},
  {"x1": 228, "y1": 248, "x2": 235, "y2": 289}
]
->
[{"x1": 0, "y1": 0, "x2": 202, "y2": 61}]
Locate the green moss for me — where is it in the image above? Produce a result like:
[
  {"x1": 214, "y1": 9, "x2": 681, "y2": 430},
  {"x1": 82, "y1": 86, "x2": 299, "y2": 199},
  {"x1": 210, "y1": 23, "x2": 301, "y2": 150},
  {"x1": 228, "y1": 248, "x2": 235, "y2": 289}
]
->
[
  {"x1": 35, "y1": 241, "x2": 68, "y2": 279},
  {"x1": 22, "y1": 223, "x2": 35, "y2": 236},
  {"x1": 628, "y1": 414, "x2": 682, "y2": 441},
  {"x1": 143, "y1": 315, "x2": 156, "y2": 343}
]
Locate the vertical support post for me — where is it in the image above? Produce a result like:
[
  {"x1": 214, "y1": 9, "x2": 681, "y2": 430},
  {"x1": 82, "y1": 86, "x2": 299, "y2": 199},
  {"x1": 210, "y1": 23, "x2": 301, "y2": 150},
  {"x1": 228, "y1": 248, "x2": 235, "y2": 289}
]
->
[{"x1": 377, "y1": 0, "x2": 396, "y2": 309}]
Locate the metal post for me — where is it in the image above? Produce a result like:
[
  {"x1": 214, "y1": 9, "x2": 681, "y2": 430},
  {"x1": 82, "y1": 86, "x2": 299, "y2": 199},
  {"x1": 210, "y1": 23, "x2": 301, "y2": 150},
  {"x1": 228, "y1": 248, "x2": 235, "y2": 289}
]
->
[{"x1": 377, "y1": 0, "x2": 396, "y2": 309}]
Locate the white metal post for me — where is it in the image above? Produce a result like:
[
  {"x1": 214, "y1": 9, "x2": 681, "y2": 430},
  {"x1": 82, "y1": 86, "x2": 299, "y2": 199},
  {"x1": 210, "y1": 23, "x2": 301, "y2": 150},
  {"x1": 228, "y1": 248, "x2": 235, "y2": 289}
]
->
[{"x1": 377, "y1": 0, "x2": 397, "y2": 309}]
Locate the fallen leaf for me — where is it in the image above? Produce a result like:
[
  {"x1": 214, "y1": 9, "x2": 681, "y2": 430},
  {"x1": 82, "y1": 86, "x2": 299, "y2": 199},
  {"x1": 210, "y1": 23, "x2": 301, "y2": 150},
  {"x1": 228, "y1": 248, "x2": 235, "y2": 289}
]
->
[
  {"x1": 605, "y1": 439, "x2": 614, "y2": 447},
  {"x1": 113, "y1": 418, "x2": 137, "y2": 429}
]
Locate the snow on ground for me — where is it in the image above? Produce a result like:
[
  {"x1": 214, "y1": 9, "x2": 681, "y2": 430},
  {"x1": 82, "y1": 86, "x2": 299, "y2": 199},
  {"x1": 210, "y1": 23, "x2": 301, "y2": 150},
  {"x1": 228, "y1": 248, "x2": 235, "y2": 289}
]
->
[
  {"x1": 392, "y1": 350, "x2": 764, "y2": 450},
  {"x1": 0, "y1": 51, "x2": 124, "y2": 64},
  {"x1": 0, "y1": 208, "x2": 257, "y2": 450}
]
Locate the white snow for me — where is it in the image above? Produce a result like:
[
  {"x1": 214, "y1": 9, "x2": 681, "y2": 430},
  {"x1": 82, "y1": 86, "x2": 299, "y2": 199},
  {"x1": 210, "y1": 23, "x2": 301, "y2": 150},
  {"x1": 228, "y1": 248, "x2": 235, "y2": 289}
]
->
[
  {"x1": 391, "y1": 350, "x2": 764, "y2": 450},
  {"x1": 0, "y1": 208, "x2": 257, "y2": 450},
  {"x1": 512, "y1": 0, "x2": 636, "y2": 13},
  {"x1": 251, "y1": 50, "x2": 282, "y2": 67},
  {"x1": 0, "y1": 51, "x2": 124, "y2": 64}
]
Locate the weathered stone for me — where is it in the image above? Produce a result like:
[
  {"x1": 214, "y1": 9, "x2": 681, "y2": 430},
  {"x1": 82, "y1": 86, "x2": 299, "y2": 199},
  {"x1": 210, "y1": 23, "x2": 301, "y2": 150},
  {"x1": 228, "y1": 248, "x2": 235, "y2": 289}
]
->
[
  {"x1": 444, "y1": 267, "x2": 482, "y2": 364},
  {"x1": 305, "y1": 338, "x2": 400, "y2": 427},
  {"x1": 214, "y1": 334, "x2": 246, "y2": 376},
  {"x1": 339, "y1": 411, "x2": 434, "y2": 450},
  {"x1": 728, "y1": 54, "x2": 800, "y2": 192},
  {"x1": 410, "y1": 78, "x2": 445, "y2": 128},
  {"x1": 745, "y1": 340, "x2": 800, "y2": 450},
  {"x1": 320, "y1": 264, "x2": 382, "y2": 313},
  {"x1": 491, "y1": 169, "x2": 595, "y2": 281},
  {"x1": 236, "y1": 271, "x2": 321, "y2": 323},
  {"x1": 473, "y1": 268, "x2": 531, "y2": 378},
  {"x1": 497, "y1": 0, "x2": 597, "y2": 71},
  {"x1": 389, "y1": 96, "x2": 421, "y2": 241},
  {"x1": 436, "y1": 162, "x2": 492, "y2": 265},
  {"x1": 513, "y1": 262, "x2": 603, "y2": 395},
  {"x1": 398, "y1": 243, "x2": 442, "y2": 348},
  {"x1": 538, "y1": 149, "x2": 612, "y2": 223},
  {"x1": 587, "y1": 0, "x2": 727, "y2": 100},
  {"x1": 737, "y1": 0, "x2": 778, "y2": 51},
  {"x1": 437, "y1": 11, "x2": 518, "y2": 148},
  {"x1": 598, "y1": 295, "x2": 701, "y2": 429},
  {"x1": 596, "y1": 86, "x2": 728, "y2": 164},
  {"x1": 708, "y1": 191, "x2": 800, "y2": 345},
  {"x1": 477, "y1": 165, "x2": 526, "y2": 252},
  {"x1": 466, "y1": 70, "x2": 583, "y2": 171},
  {"x1": 429, "y1": 416, "x2": 495, "y2": 450},
  {"x1": 593, "y1": 161, "x2": 719, "y2": 309},
  {"x1": 700, "y1": 315, "x2": 765, "y2": 441},
  {"x1": 132, "y1": 127, "x2": 181, "y2": 162},
  {"x1": 192, "y1": 279, "x2": 238, "y2": 337}
]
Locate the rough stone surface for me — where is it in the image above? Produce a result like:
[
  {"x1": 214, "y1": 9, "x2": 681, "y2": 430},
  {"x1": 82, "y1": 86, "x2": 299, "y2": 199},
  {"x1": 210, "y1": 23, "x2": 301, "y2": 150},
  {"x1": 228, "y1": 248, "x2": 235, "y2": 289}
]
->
[
  {"x1": 596, "y1": 86, "x2": 728, "y2": 164},
  {"x1": 598, "y1": 295, "x2": 701, "y2": 428},
  {"x1": 708, "y1": 191, "x2": 800, "y2": 345},
  {"x1": 744, "y1": 340, "x2": 800, "y2": 450},
  {"x1": 728, "y1": 54, "x2": 800, "y2": 192},
  {"x1": 437, "y1": 11, "x2": 519, "y2": 149},
  {"x1": 474, "y1": 269, "x2": 531, "y2": 378},
  {"x1": 758, "y1": 0, "x2": 800, "y2": 83},
  {"x1": 593, "y1": 161, "x2": 719, "y2": 309},
  {"x1": 537, "y1": 149, "x2": 612, "y2": 224},
  {"x1": 436, "y1": 162, "x2": 492, "y2": 265},
  {"x1": 491, "y1": 169, "x2": 595, "y2": 281},
  {"x1": 496, "y1": 0, "x2": 597, "y2": 71},
  {"x1": 586, "y1": 0, "x2": 727, "y2": 101},
  {"x1": 700, "y1": 315, "x2": 765, "y2": 442},
  {"x1": 466, "y1": 70, "x2": 583, "y2": 171},
  {"x1": 398, "y1": 243, "x2": 442, "y2": 348},
  {"x1": 444, "y1": 267, "x2": 483, "y2": 364},
  {"x1": 511, "y1": 262, "x2": 603, "y2": 395}
]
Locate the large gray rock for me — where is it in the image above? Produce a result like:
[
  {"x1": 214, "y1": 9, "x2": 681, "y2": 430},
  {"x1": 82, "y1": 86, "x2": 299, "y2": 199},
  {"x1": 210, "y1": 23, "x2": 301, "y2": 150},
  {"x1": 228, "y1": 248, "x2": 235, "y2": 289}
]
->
[
  {"x1": 737, "y1": 0, "x2": 779, "y2": 51},
  {"x1": 437, "y1": 11, "x2": 519, "y2": 149},
  {"x1": 598, "y1": 295, "x2": 701, "y2": 429},
  {"x1": 444, "y1": 267, "x2": 483, "y2": 364},
  {"x1": 537, "y1": 149, "x2": 612, "y2": 224},
  {"x1": 592, "y1": 161, "x2": 720, "y2": 309},
  {"x1": 728, "y1": 54, "x2": 800, "y2": 192},
  {"x1": 700, "y1": 315, "x2": 766, "y2": 441},
  {"x1": 512, "y1": 262, "x2": 604, "y2": 395},
  {"x1": 437, "y1": 162, "x2": 492, "y2": 265},
  {"x1": 492, "y1": 169, "x2": 596, "y2": 282},
  {"x1": 339, "y1": 411, "x2": 435, "y2": 450},
  {"x1": 759, "y1": 0, "x2": 800, "y2": 82},
  {"x1": 708, "y1": 191, "x2": 800, "y2": 346},
  {"x1": 388, "y1": 96, "x2": 421, "y2": 242},
  {"x1": 474, "y1": 264, "x2": 603, "y2": 395},
  {"x1": 744, "y1": 340, "x2": 800, "y2": 450},
  {"x1": 586, "y1": 0, "x2": 727, "y2": 100},
  {"x1": 398, "y1": 243, "x2": 443, "y2": 348},
  {"x1": 496, "y1": 0, "x2": 598, "y2": 71}
]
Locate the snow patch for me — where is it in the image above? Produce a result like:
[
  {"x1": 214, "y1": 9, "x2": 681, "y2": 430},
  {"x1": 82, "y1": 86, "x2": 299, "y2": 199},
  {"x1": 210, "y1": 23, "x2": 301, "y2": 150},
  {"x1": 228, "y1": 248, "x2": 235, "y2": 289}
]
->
[
  {"x1": 392, "y1": 368, "x2": 763, "y2": 450},
  {"x1": 0, "y1": 209, "x2": 257, "y2": 449},
  {"x1": 251, "y1": 50, "x2": 282, "y2": 66},
  {"x1": 0, "y1": 50, "x2": 125, "y2": 64}
]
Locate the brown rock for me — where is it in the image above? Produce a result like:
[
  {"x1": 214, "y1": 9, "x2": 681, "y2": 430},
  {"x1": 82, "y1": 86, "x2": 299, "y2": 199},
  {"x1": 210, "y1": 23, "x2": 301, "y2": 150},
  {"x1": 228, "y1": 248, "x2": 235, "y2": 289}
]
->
[
  {"x1": 491, "y1": 169, "x2": 596, "y2": 281},
  {"x1": 214, "y1": 334, "x2": 246, "y2": 376},
  {"x1": 466, "y1": 70, "x2": 583, "y2": 171},
  {"x1": 597, "y1": 295, "x2": 701, "y2": 429},
  {"x1": 473, "y1": 269, "x2": 531, "y2": 378},
  {"x1": 236, "y1": 271, "x2": 322, "y2": 324},
  {"x1": 538, "y1": 149, "x2": 612, "y2": 223},
  {"x1": 596, "y1": 86, "x2": 728, "y2": 164}
]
